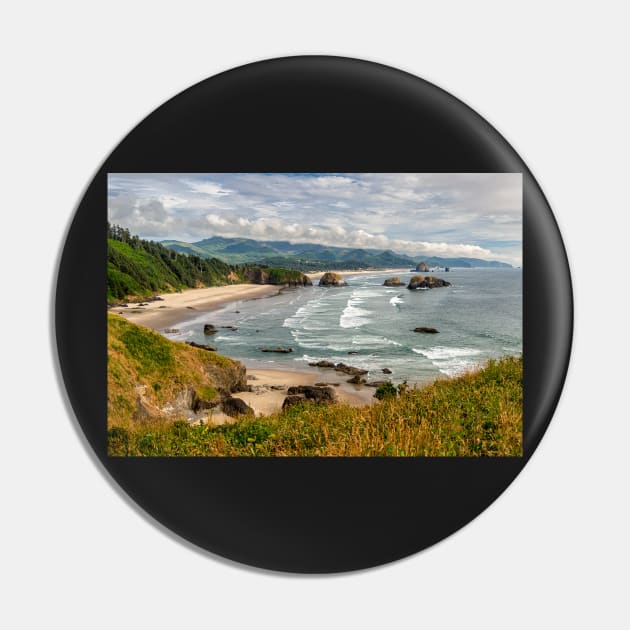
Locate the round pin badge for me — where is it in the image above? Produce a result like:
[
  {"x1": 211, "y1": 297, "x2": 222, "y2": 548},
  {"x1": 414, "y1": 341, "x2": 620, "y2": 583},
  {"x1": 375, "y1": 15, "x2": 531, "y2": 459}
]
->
[{"x1": 56, "y1": 56, "x2": 572, "y2": 573}]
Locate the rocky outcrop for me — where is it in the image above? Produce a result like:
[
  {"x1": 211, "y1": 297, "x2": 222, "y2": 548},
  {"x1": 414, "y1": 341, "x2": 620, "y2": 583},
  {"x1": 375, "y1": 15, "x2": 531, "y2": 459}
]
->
[
  {"x1": 347, "y1": 374, "x2": 366, "y2": 385},
  {"x1": 108, "y1": 314, "x2": 248, "y2": 427},
  {"x1": 412, "y1": 327, "x2": 439, "y2": 334},
  {"x1": 383, "y1": 277, "x2": 405, "y2": 286},
  {"x1": 260, "y1": 347, "x2": 293, "y2": 353},
  {"x1": 319, "y1": 272, "x2": 347, "y2": 287},
  {"x1": 204, "y1": 324, "x2": 218, "y2": 335},
  {"x1": 382, "y1": 368, "x2": 392, "y2": 374},
  {"x1": 308, "y1": 360, "x2": 336, "y2": 368},
  {"x1": 407, "y1": 275, "x2": 451, "y2": 290},
  {"x1": 221, "y1": 397, "x2": 254, "y2": 417},
  {"x1": 416, "y1": 261, "x2": 430, "y2": 272},
  {"x1": 204, "y1": 360, "x2": 247, "y2": 396},
  {"x1": 243, "y1": 267, "x2": 312, "y2": 287},
  {"x1": 287, "y1": 385, "x2": 336, "y2": 404},
  {"x1": 334, "y1": 363, "x2": 368, "y2": 376}
]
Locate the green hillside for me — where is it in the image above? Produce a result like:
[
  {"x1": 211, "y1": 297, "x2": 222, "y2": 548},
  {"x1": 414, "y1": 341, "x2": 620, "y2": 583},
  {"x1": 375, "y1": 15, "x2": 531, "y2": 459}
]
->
[
  {"x1": 107, "y1": 225, "x2": 311, "y2": 302},
  {"x1": 107, "y1": 314, "x2": 246, "y2": 427}
]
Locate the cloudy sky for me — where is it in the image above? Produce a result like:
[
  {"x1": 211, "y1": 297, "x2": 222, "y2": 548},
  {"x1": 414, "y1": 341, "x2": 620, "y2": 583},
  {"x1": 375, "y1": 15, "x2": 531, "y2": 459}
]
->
[{"x1": 108, "y1": 173, "x2": 522, "y2": 265}]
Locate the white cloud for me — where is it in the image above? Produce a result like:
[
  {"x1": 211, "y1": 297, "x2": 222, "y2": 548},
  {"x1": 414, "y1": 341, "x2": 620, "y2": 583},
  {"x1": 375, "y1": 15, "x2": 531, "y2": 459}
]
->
[{"x1": 107, "y1": 173, "x2": 522, "y2": 264}]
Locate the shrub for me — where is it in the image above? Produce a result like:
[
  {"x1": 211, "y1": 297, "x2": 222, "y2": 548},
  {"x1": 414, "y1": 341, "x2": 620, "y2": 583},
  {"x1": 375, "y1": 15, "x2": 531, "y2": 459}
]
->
[{"x1": 375, "y1": 381, "x2": 397, "y2": 400}]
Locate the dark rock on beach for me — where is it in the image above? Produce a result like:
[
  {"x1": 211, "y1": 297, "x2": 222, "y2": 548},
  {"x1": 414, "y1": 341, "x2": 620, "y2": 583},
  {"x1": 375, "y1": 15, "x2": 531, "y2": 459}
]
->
[
  {"x1": 221, "y1": 396, "x2": 255, "y2": 417},
  {"x1": 261, "y1": 347, "x2": 293, "y2": 353},
  {"x1": 309, "y1": 360, "x2": 336, "y2": 368},
  {"x1": 413, "y1": 327, "x2": 439, "y2": 334},
  {"x1": 347, "y1": 374, "x2": 366, "y2": 385},
  {"x1": 203, "y1": 324, "x2": 218, "y2": 335},
  {"x1": 382, "y1": 368, "x2": 392, "y2": 374},
  {"x1": 334, "y1": 363, "x2": 368, "y2": 376},
  {"x1": 287, "y1": 385, "x2": 336, "y2": 404}
]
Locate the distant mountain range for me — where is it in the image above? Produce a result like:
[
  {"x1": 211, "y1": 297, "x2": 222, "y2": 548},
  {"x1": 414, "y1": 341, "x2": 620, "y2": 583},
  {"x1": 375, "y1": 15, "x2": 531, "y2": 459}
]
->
[{"x1": 160, "y1": 236, "x2": 512, "y2": 270}]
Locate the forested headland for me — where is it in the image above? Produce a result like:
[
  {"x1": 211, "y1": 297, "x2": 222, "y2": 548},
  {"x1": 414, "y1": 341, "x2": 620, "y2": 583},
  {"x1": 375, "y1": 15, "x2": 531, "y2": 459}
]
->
[{"x1": 107, "y1": 224, "x2": 311, "y2": 302}]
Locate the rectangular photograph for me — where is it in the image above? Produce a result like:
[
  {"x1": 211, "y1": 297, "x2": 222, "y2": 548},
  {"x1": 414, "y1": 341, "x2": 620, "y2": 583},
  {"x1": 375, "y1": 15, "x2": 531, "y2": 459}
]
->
[{"x1": 107, "y1": 173, "x2": 522, "y2": 456}]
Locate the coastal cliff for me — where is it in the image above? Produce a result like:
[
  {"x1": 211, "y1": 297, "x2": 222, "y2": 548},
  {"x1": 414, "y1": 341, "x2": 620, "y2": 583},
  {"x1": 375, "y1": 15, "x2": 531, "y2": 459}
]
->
[{"x1": 107, "y1": 314, "x2": 247, "y2": 427}]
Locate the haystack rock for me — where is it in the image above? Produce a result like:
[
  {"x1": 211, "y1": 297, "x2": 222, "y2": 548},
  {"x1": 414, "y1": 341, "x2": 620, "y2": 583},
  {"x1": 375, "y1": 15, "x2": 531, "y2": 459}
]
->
[
  {"x1": 416, "y1": 261, "x2": 430, "y2": 272},
  {"x1": 319, "y1": 272, "x2": 347, "y2": 286},
  {"x1": 383, "y1": 277, "x2": 405, "y2": 286},
  {"x1": 407, "y1": 275, "x2": 451, "y2": 290}
]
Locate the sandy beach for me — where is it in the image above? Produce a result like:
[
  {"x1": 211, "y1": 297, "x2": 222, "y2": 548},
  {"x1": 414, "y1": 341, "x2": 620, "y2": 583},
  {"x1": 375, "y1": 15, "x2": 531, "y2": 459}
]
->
[
  {"x1": 109, "y1": 284, "x2": 282, "y2": 329},
  {"x1": 231, "y1": 367, "x2": 375, "y2": 418}
]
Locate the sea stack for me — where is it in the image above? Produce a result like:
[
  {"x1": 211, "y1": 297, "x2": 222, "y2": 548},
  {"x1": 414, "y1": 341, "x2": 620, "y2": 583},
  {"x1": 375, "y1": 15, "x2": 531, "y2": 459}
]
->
[
  {"x1": 383, "y1": 277, "x2": 405, "y2": 286},
  {"x1": 319, "y1": 272, "x2": 347, "y2": 286},
  {"x1": 416, "y1": 261, "x2": 430, "y2": 272},
  {"x1": 407, "y1": 275, "x2": 451, "y2": 290}
]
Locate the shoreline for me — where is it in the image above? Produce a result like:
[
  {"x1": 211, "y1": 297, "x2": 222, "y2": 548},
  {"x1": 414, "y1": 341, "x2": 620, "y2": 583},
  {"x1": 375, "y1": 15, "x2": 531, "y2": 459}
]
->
[
  {"x1": 108, "y1": 268, "x2": 411, "y2": 330},
  {"x1": 306, "y1": 267, "x2": 409, "y2": 280},
  {"x1": 230, "y1": 367, "x2": 375, "y2": 419},
  {"x1": 108, "y1": 283, "x2": 282, "y2": 330},
  {"x1": 106, "y1": 272, "x2": 444, "y2": 420}
]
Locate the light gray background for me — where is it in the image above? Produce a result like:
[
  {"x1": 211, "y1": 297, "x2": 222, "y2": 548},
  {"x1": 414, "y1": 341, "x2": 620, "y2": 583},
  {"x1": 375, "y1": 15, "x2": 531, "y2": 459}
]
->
[{"x1": 2, "y1": 2, "x2": 628, "y2": 628}]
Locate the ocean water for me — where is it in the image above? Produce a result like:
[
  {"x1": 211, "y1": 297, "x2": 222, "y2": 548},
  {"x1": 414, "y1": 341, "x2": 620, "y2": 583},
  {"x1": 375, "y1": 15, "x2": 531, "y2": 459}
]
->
[{"x1": 164, "y1": 268, "x2": 522, "y2": 386}]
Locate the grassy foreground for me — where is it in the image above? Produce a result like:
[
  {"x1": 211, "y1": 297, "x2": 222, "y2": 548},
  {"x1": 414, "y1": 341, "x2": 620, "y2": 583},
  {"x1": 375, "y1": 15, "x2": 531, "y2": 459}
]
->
[{"x1": 108, "y1": 355, "x2": 522, "y2": 457}]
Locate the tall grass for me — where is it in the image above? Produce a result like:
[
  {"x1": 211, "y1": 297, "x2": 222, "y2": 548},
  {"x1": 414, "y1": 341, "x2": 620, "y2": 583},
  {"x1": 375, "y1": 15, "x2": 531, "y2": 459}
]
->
[{"x1": 108, "y1": 355, "x2": 522, "y2": 457}]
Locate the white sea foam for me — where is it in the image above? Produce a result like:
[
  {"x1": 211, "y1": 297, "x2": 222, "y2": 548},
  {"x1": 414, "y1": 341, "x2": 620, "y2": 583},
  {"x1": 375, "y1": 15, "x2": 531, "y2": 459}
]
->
[
  {"x1": 339, "y1": 304, "x2": 371, "y2": 328},
  {"x1": 389, "y1": 295, "x2": 404, "y2": 306},
  {"x1": 352, "y1": 334, "x2": 402, "y2": 348},
  {"x1": 412, "y1": 346, "x2": 482, "y2": 376}
]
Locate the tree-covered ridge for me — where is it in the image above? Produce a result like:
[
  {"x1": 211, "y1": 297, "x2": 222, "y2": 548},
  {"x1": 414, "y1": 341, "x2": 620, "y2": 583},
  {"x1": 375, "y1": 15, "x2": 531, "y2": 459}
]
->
[
  {"x1": 107, "y1": 224, "x2": 240, "y2": 301},
  {"x1": 107, "y1": 224, "x2": 311, "y2": 302}
]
